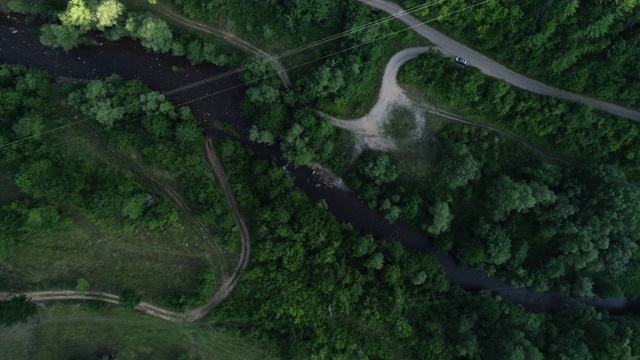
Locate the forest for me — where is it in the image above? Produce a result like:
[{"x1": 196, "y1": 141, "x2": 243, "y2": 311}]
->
[
  {"x1": 2, "y1": 0, "x2": 640, "y2": 358},
  {"x1": 401, "y1": 0, "x2": 640, "y2": 109}
]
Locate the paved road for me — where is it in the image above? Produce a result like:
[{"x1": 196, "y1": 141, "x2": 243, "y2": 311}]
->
[{"x1": 357, "y1": 0, "x2": 640, "y2": 121}]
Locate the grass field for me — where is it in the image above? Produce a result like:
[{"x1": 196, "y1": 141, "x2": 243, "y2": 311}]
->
[
  {"x1": 0, "y1": 303, "x2": 276, "y2": 360},
  {"x1": 0, "y1": 211, "x2": 210, "y2": 302},
  {"x1": 0, "y1": 112, "x2": 225, "y2": 307}
]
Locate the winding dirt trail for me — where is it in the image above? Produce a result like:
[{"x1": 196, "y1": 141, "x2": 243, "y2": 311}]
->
[
  {"x1": 357, "y1": 0, "x2": 640, "y2": 121},
  {"x1": 189, "y1": 137, "x2": 251, "y2": 320},
  {"x1": 123, "y1": 0, "x2": 291, "y2": 88},
  {"x1": 0, "y1": 138, "x2": 250, "y2": 322}
]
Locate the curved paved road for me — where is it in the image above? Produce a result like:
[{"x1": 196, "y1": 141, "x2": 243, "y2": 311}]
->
[{"x1": 357, "y1": 0, "x2": 640, "y2": 121}]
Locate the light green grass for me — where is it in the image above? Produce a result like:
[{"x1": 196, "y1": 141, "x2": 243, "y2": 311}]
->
[
  {"x1": 0, "y1": 116, "x2": 221, "y2": 305},
  {"x1": 0, "y1": 303, "x2": 276, "y2": 360},
  {"x1": 0, "y1": 210, "x2": 210, "y2": 302}
]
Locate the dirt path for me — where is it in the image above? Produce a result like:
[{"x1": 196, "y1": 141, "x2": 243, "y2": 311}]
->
[
  {"x1": 321, "y1": 47, "x2": 428, "y2": 160},
  {"x1": 357, "y1": 0, "x2": 640, "y2": 122},
  {"x1": 420, "y1": 105, "x2": 582, "y2": 166},
  {"x1": 326, "y1": 46, "x2": 582, "y2": 167},
  {"x1": 187, "y1": 138, "x2": 251, "y2": 320},
  {"x1": 0, "y1": 138, "x2": 251, "y2": 323},
  {"x1": 123, "y1": 0, "x2": 291, "y2": 88}
]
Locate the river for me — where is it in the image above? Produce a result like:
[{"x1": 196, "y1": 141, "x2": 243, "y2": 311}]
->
[{"x1": 0, "y1": 13, "x2": 632, "y2": 313}]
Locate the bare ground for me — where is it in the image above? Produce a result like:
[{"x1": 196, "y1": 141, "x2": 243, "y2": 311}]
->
[
  {"x1": 324, "y1": 45, "x2": 581, "y2": 168},
  {"x1": 320, "y1": 47, "x2": 428, "y2": 162},
  {"x1": 358, "y1": 0, "x2": 640, "y2": 121}
]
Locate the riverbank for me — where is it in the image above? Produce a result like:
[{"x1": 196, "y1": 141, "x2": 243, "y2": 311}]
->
[{"x1": 0, "y1": 13, "x2": 633, "y2": 314}]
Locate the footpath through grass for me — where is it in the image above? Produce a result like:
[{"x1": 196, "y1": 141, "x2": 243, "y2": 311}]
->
[
  {"x1": 0, "y1": 105, "x2": 221, "y2": 308},
  {"x1": 0, "y1": 302, "x2": 276, "y2": 360}
]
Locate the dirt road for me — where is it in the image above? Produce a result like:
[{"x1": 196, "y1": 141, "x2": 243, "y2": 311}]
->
[
  {"x1": 122, "y1": 0, "x2": 291, "y2": 88},
  {"x1": 326, "y1": 47, "x2": 428, "y2": 159},
  {"x1": 189, "y1": 138, "x2": 251, "y2": 320},
  {"x1": 0, "y1": 138, "x2": 251, "y2": 323},
  {"x1": 327, "y1": 46, "x2": 580, "y2": 166},
  {"x1": 357, "y1": 0, "x2": 640, "y2": 121}
]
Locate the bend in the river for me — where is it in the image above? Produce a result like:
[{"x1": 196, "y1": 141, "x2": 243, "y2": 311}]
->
[{"x1": 0, "y1": 14, "x2": 632, "y2": 316}]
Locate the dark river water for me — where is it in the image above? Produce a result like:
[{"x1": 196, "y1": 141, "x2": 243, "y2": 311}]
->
[{"x1": 0, "y1": 13, "x2": 633, "y2": 313}]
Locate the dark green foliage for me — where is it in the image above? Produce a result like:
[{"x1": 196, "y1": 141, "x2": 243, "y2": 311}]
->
[
  {"x1": 427, "y1": 201, "x2": 453, "y2": 235},
  {"x1": 119, "y1": 289, "x2": 140, "y2": 309},
  {"x1": 401, "y1": 0, "x2": 640, "y2": 108},
  {"x1": 0, "y1": 295, "x2": 37, "y2": 326},
  {"x1": 126, "y1": 12, "x2": 174, "y2": 53},
  {"x1": 39, "y1": 24, "x2": 83, "y2": 51},
  {"x1": 193, "y1": 267, "x2": 217, "y2": 306},
  {"x1": 25, "y1": 0, "x2": 241, "y2": 65},
  {"x1": 8, "y1": 0, "x2": 56, "y2": 17},
  {"x1": 437, "y1": 143, "x2": 481, "y2": 190},
  {"x1": 280, "y1": 110, "x2": 335, "y2": 166},
  {"x1": 212, "y1": 137, "x2": 453, "y2": 357},
  {"x1": 399, "y1": 50, "x2": 640, "y2": 181}
]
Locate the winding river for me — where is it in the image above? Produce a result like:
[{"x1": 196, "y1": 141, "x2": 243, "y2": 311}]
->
[{"x1": 0, "y1": 13, "x2": 632, "y2": 313}]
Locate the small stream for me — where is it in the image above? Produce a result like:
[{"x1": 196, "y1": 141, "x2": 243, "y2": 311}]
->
[{"x1": 0, "y1": 13, "x2": 632, "y2": 313}]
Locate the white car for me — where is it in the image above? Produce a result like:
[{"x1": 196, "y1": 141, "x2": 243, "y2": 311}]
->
[{"x1": 455, "y1": 57, "x2": 468, "y2": 66}]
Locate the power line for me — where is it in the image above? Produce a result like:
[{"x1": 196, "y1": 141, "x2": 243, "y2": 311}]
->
[
  {"x1": 0, "y1": 0, "x2": 491, "y2": 164},
  {"x1": 0, "y1": 0, "x2": 446, "y2": 150}
]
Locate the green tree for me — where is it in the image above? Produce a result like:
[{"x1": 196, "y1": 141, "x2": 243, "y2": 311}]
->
[
  {"x1": 39, "y1": 24, "x2": 83, "y2": 52},
  {"x1": 486, "y1": 176, "x2": 536, "y2": 222},
  {"x1": 411, "y1": 271, "x2": 427, "y2": 285},
  {"x1": 59, "y1": 0, "x2": 94, "y2": 32},
  {"x1": 352, "y1": 235, "x2": 376, "y2": 258},
  {"x1": 131, "y1": 13, "x2": 173, "y2": 53},
  {"x1": 427, "y1": 201, "x2": 453, "y2": 235},
  {"x1": 0, "y1": 295, "x2": 37, "y2": 326},
  {"x1": 356, "y1": 152, "x2": 401, "y2": 186},
  {"x1": 119, "y1": 289, "x2": 140, "y2": 309},
  {"x1": 122, "y1": 194, "x2": 148, "y2": 220},
  {"x1": 8, "y1": 0, "x2": 51, "y2": 16},
  {"x1": 438, "y1": 143, "x2": 481, "y2": 190},
  {"x1": 175, "y1": 121, "x2": 201, "y2": 144},
  {"x1": 95, "y1": 0, "x2": 125, "y2": 30},
  {"x1": 365, "y1": 252, "x2": 384, "y2": 270},
  {"x1": 75, "y1": 278, "x2": 90, "y2": 293},
  {"x1": 12, "y1": 114, "x2": 46, "y2": 139},
  {"x1": 475, "y1": 220, "x2": 512, "y2": 266},
  {"x1": 246, "y1": 84, "x2": 280, "y2": 105},
  {"x1": 308, "y1": 65, "x2": 345, "y2": 99}
]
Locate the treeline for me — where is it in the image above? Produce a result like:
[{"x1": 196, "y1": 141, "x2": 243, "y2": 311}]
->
[
  {"x1": 343, "y1": 118, "x2": 640, "y2": 297},
  {"x1": 7, "y1": 0, "x2": 242, "y2": 67},
  {"x1": 209, "y1": 136, "x2": 640, "y2": 359},
  {"x1": 236, "y1": 5, "x2": 421, "y2": 171},
  {"x1": 174, "y1": 0, "x2": 421, "y2": 117},
  {"x1": 399, "y1": 50, "x2": 640, "y2": 181},
  {"x1": 401, "y1": 0, "x2": 640, "y2": 108}
]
